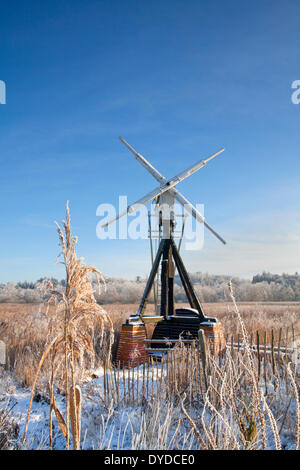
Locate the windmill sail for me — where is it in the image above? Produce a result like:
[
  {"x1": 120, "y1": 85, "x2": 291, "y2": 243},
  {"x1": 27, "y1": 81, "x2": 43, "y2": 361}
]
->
[
  {"x1": 115, "y1": 137, "x2": 226, "y2": 244},
  {"x1": 172, "y1": 190, "x2": 226, "y2": 244}
]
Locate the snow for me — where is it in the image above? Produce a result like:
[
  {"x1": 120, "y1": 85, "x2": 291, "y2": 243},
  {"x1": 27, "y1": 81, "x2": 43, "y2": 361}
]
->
[
  {"x1": 0, "y1": 364, "x2": 191, "y2": 450},
  {"x1": 0, "y1": 363, "x2": 298, "y2": 450}
]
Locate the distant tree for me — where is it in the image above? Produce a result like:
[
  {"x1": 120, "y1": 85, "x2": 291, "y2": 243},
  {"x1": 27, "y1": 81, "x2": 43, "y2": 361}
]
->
[
  {"x1": 16, "y1": 281, "x2": 35, "y2": 289},
  {"x1": 1, "y1": 271, "x2": 300, "y2": 304}
]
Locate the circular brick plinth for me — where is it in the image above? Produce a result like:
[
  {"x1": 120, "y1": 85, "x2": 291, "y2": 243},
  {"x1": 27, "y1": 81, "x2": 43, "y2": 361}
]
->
[
  {"x1": 199, "y1": 321, "x2": 226, "y2": 355},
  {"x1": 116, "y1": 322, "x2": 149, "y2": 368}
]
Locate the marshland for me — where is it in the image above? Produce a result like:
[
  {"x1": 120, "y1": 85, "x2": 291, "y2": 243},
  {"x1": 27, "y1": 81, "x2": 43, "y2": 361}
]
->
[
  {"x1": 1, "y1": 0, "x2": 300, "y2": 454},
  {"x1": 0, "y1": 206, "x2": 299, "y2": 450}
]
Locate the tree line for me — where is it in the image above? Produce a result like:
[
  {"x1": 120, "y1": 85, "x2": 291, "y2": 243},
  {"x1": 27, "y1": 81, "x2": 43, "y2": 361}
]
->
[{"x1": 1, "y1": 271, "x2": 300, "y2": 304}]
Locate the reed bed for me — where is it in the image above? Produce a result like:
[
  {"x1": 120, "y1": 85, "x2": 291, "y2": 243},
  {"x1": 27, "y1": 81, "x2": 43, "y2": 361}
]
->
[
  {"x1": 100, "y1": 338, "x2": 299, "y2": 407},
  {"x1": 0, "y1": 398, "x2": 20, "y2": 450},
  {"x1": 0, "y1": 302, "x2": 299, "y2": 389},
  {"x1": 90, "y1": 283, "x2": 300, "y2": 450},
  {"x1": 79, "y1": 335, "x2": 299, "y2": 450},
  {"x1": 0, "y1": 305, "x2": 299, "y2": 449},
  {"x1": 0, "y1": 200, "x2": 299, "y2": 450}
]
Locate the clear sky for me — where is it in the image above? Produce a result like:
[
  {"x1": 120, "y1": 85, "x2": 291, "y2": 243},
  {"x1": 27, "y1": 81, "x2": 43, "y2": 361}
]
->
[{"x1": 1, "y1": 0, "x2": 300, "y2": 282}]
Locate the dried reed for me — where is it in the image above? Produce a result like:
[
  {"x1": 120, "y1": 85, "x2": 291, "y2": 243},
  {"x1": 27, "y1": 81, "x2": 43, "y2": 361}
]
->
[{"x1": 22, "y1": 202, "x2": 113, "y2": 449}]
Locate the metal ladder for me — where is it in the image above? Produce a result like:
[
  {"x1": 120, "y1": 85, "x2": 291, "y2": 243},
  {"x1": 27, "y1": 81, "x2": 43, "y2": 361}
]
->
[{"x1": 148, "y1": 211, "x2": 187, "y2": 316}]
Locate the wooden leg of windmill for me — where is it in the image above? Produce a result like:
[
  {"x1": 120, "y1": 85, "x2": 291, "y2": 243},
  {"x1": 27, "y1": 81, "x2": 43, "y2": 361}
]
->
[
  {"x1": 137, "y1": 239, "x2": 164, "y2": 318},
  {"x1": 167, "y1": 244, "x2": 175, "y2": 318},
  {"x1": 160, "y1": 239, "x2": 169, "y2": 319},
  {"x1": 170, "y1": 238, "x2": 206, "y2": 322}
]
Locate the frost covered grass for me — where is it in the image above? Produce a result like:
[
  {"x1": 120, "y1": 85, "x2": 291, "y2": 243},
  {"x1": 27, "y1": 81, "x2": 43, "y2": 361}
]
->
[
  {"x1": 0, "y1": 344, "x2": 299, "y2": 450},
  {"x1": 0, "y1": 203, "x2": 299, "y2": 450},
  {"x1": 1, "y1": 299, "x2": 300, "y2": 450},
  {"x1": 0, "y1": 366, "x2": 203, "y2": 450},
  {"x1": 0, "y1": 301, "x2": 299, "y2": 388},
  {"x1": 0, "y1": 297, "x2": 299, "y2": 450}
]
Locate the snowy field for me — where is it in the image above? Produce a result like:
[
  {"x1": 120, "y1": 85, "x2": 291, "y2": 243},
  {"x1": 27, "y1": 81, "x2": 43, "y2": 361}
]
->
[
  {"x1": 0, "y1": 364, "x2": 200, "y2": 450},
  {"x1": 1, "y1": 358, "x2": 299, "y2": 451}
]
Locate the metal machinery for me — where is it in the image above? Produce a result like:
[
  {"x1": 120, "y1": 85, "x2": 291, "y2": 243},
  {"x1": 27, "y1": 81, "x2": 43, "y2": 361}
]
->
[{"x1": 104, "y1": 137, "x2": 226, "y2": 359}]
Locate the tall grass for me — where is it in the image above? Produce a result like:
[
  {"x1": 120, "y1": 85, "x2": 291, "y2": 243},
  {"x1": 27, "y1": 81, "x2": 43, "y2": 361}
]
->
[
  {"x1": 22, "y1": 202, "x2": 113, "y2": 449},
  {"x1": 73, "y1": 337, "x2": 299, "y2": 450},
  {"x1": 0, "y1": 203, "x2": 299, "y2": 449},
  {"x1": 88, "y1": 283, "x2": 300, "y2": 450},
  {"x1": 0, "y1": 302, "x2": 299, "y2": 389},
  {"x1": 0, "y1": 398, "x2": 19, "y2": 450}
]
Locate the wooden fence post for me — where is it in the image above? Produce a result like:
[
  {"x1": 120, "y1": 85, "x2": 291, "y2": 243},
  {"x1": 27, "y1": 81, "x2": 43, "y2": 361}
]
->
[
  {"x1": 256, "y1": 331, "x2": 261, "y2": 379},
  {"x1": 198, "y1": 329, "x2": 208, "y2": 390},
  {"x1": 271, "y1": 329, "x2": 276, "y2": 375},
  {"x1": 264, "y1": 331, "x2": 267, "y2": 393},
  {"x1": 277, "y1": 328, "x2": 282, "y2": 368}
]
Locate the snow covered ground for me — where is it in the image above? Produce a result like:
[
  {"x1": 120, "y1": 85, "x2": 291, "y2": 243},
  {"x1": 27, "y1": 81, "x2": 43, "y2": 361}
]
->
[
  {"x1": 0, "y1": 363, "x2": 298, "y2": 450},
  {"x1": 0, "y1": 364, "x2": 197, "y2": 450}
]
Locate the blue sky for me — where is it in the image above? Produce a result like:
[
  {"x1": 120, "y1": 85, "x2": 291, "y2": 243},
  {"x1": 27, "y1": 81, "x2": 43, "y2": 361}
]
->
[{"x1": 0, "y1": 0, "x2": 300, "y2": 282}]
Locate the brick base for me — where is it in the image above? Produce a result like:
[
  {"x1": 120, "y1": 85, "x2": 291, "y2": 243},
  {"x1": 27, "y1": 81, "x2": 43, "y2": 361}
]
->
[
  {"x1": 116, "y1": 321, "x2": 149, "y2": 368},
  {"x1": 199, "y1": 321, "x2": 226, "y2": 355}
]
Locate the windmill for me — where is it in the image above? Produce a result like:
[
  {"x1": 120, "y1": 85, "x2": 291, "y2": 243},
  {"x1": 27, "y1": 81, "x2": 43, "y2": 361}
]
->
[{"x1": 104, "y1": 137, "x2": 227, "y2": 365}]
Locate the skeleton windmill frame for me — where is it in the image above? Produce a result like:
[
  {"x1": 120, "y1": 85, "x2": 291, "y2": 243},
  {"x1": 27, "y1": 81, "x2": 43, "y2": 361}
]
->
[{"x1": 103, "y1": 137, "x2": 226, "y2": 324}]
